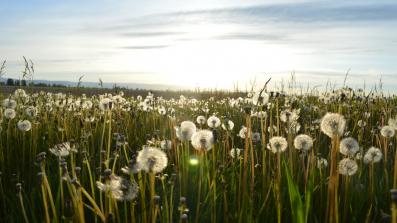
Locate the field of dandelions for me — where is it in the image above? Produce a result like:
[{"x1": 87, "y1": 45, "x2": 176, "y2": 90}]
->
[{"x1": 0, "y1": 87, "x2": 396, "y2": 223}]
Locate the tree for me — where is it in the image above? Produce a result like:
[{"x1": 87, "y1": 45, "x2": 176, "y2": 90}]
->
[{"x1": 6, "y1": 78, "x2": 14, "y2": 86}]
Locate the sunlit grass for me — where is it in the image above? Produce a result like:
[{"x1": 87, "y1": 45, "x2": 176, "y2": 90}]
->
[{"x1": 0, "y1": 84, "x2": 396, "y2": 222}]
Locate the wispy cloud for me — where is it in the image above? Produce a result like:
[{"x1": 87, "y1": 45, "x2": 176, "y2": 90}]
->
[
  {"x1": 120, "y1": 45, "x2": 170, "y2": 50},
  {"x1": 120, "y1": 31, "x2": 185, "y2": 38},
  {"x1": 1, "y1": 0, "x2": 397, "y2": 90}
]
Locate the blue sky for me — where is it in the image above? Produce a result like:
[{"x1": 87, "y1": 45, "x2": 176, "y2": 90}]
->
[{"x1": 1, "y1": 0, "x2": 397, "y2": 91}]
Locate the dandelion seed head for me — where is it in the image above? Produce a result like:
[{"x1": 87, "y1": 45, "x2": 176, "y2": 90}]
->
[
  {"x1": 17, "y1": 120, "x2": 32, "y2": 132},
  {"x1": 99, "y1": 98, "x2": 113, "y2": 111},
  {"x1": 252, "y1": 91, "x2": 269, "y2": 106},
  {"x1": 363, "y1": 147, "x2": 382, "y2": 164},
  {"x1": 96, "y1": 175, "x2": 138, "y2": 201},
  {"x1": 4, "y1": 108, "x2": 16, "y2": 119},
  {"x1": 339, "y1": 137, "x2": 359, "y2": 157},
  {"x1": 317, "y1": 157, "x2": 328, "y2": 169},
  {"x1": 320, "y1": 113, "x2": 346, "y2": 138},
  {"x1": 25, "y1": 106, "x2": 38, "y2": 117},
  {"x1": 389, "y1": 118, "x2": 397, "y2": 130},
  {"x1": 294, "y1": 134, "x2": 313, "y2": 151},
  {"x1": 175, "y1": 121, "x2": 196, "y2": 141},
  {"x1": 191, "y1": 130, "x2": 214, "y2": 151},
  {"x1": 14, "y1": 89, "x2": 27, "y2": 98},
  {"x1": 268, "y1": 136, "x2": 288, "y2": 153},
  {"x1": 136, "y1": 147, "x2": 168, "y2": 173},
  {"x1": 381, "y1": 125, "x2": 395, "y2": 138},
  {"x1": 160, "y1": 140, "x2": 172, "y2": 150},
  {"x1": 252, "y1": 132, "x2": 261, "y2": 143},
  {"x1": 338, "y1": 158, "x2": 358, "y2": 176},
  {"x1": 49, "y1": 142, "x2": 77, "y2": 157},
  {"x1": 229, "y1": 148, "x2": 242, "y2": 159},
  {"x1": 2, "y1": 98, "x2": 17, "y2": 109},
  {"x1": 196, "y1": 116, "x2": 207, "y2": 125},
  {"x1": 280, "y1": 109, "x2": 299, "y2": 123},
  {"x1": 207, "y1": 115, "x2": 221, "y2": 128},
  {"x1": 221, "y1": 120, "x2": 234, "y2": 131}
]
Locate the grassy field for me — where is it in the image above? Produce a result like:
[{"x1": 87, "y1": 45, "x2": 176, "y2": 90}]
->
[{"x1": 0, "y1": 87, "x2": 396, "y2": 222}]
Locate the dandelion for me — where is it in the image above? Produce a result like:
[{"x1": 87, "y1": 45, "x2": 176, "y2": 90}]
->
[
  {"x1": 252, "y1": 91, "x2": 269, "y2": 105},
  {"x1": 25, "y1": 106, "x2": 38, "y2": 117},
  {"x1": 280, "y1": 109, "x2": 300, "y2": 123},
  {"x1": 255, "y1": 111, "x2": 267, "y2": 119},
  {"x1": 2, "y1": 98, "x2": 17, "y2": 109},
  {"x1": 191, "y1": 130, "x2": 214, "y2": 151},
  {"x1": 4, "y1": 108, "x2": 16, "y2": 119},
  {"x1": 381, "y1": 125, "x2": 395, "y2": 138},
  {"x1": 175, "y1": 121, "x2": 196, "y2": 141},
  {"x1": 160, "y1": 140, "x2": 172, "y2": 150},
  {"x1": 357, "y1": 120, "x2": 366, "y2": 128},
  {"x1": 196, "y1": 116, "x2": 207, "y2": 125},
  {"x1": 49, "y1": 142, "x2": 77, "y2": 157},
  {"x1": 268, "y1": 136, "x2": 288, "y2": 153},
  {"x1": 238, "y1": 126, "x2": 251, "y2": 139},
  {"x1": 389, "y1": 118, "x2": 397, "y2": 129},
  {"x1": 81, "y1": 100, "x2": 93, "y2": 109},
  {"x1": 229, "y1": 148, "x2": 242, "y2": 159},
  {"x1": 338, "y1": 158, "x2": 358, "y2": 176},
  {"x1": 293, "y1": 134, "x2": 313, "y2": 151},
  {"x1": 252, "y1": 132, "x2": 261, "y2": 143},
  {"x1": 339, "y1": 137, "x2": 359, "y2": 157},
  {"x1": 99, "y1": 98, "x2": 113, "y2": 111},
  {"x1": 320, "y1": 113, "x2": 346, "y2": 138},
  {"x1": 207, "y1": 115, "x2": 221, "y2": 128},
  {"x1": 158, "y1": 106, "x2": 166, "y2": 115},
  {"x1": 136, "y1": 147, "x2": 168, "y2": 173},
  {"x1": 96, "y1": 175, "x2": 139, "y2": 201},
  {"x1": 221, "y1": 119, "x2": 234, "y2": 131},
  {"x1": 363, "y1": 147, "x2": 383, "y2": 164},
  {"x1": 14, "y1": 89, "x2": 27, "y2": 98},
  {"x1": 17, "y1": 120, "x2": 32, "y2": 132},
  {"x1": 317, "y1": 157, "x2": 328, "y2": 169}
]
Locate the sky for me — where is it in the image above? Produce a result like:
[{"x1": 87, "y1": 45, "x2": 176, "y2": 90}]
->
[{"x1": 1, "y1": 0, "x2": 397, "y2": 91}]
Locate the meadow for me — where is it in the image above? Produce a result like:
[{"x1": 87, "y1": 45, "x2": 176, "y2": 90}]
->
[{"x1": 0, "y1": 86, "x2": 396, "y2": 223}]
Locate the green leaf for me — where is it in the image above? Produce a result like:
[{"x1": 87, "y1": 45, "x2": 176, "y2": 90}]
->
[{"x1": 283, "y1": 159, "x2": 305, "y2": 223}]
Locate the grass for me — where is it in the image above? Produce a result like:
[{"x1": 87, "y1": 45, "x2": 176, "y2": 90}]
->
[{"x1": 0, "y1": 86, "x2": 396, "y2": 222}]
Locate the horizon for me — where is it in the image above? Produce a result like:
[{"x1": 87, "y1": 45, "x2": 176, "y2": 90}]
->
[{"x1": 1, "y1": 0, "x2": 397, "y2": 91}]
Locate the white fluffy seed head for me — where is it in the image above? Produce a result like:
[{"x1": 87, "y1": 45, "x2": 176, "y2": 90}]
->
[
  {"x1": 160, "y1": 140, "x2": 172, "y2": 150},
  {"x1": 175, "y1": 121, "x2": 197, "y2": 141},
  {"x1": 2, "y1": 98, "x2": 17, "y2": 109},
  {"x1": 338, "y1": 158, "x2": 358, "y2": 176},
  {"x1": 4, "y1": 108, "x2": 16, "y2": 119},
  {"x1": 320, "y1": 113, "x2": 346, "y2": 138},
  {"x1": 229, "y1": 148, "x2": 242, "y2": 159},
  {"x1": 222, "y1": 120, "x2": 234, "y2": 131},
  {"x1": 17, "y1": 120, "x2": 32, "y2": 132},
  {"x1": 49, "y1": 142, "x2": 76, "y2": 157},
  {"x1": 317, "y1": 157, "x2": 328, "y2": 169},
  {"x1": 339, "y1": 137, "x2": 359, "y2": 157},
  {"x1": 238, "y1": 126, "x2": 252, "y2": 139},
  {"x1": 268, "y1": 136, "x2": 288, "y2": 153},
  {"x1": 96, "y1": 175, "x2": 138, "y2": 201},
  {"x1": 207, "y1": 116, "x2": 221, "y2": 128},
  {"x1": 191, "y1": 130, "x2": 214, "y2": 151},
  {"x1": 196, "y1": 116, "x2": 207, "y2": 125},
  {"x1": 136, "y1": 147, "x2": 168, "y2": 173},
  {"x1": 381, "y1": 125, "x2": 395, "y2": 138},
  {"x1": 363, "y1": 147, "x2": 382, "y2": 164},
  {"x1": 252, "y1": 91, "x2": 269, "y2": 106},
  {"x1": 293, "y1": 134, "x2": 313, "y2": 151}
]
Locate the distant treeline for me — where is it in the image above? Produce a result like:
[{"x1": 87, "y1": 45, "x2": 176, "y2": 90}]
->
[{"x1": 0, "y1": 78, "x2": 67, "y2": 88}]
